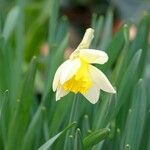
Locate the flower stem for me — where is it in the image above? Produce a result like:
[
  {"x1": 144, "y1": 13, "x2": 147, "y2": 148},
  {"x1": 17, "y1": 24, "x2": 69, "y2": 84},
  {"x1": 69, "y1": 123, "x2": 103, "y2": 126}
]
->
[
  {"x1": 64, "y1": 94, "x2": 79, "y2": 149},
  {"x1": 69, "y1": 94, "x2": 79, "y2": 123}
]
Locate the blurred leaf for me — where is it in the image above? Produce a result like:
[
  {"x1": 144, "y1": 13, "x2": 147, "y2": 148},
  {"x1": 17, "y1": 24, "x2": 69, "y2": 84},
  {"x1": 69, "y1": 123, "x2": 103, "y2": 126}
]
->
[
  {"x1": 123, "y1": 24, "x2": 129, "y2": 44},
  {"x1": 113, "y1": 50, "x2": 142, "y2": 117},
  {"x1": 10, "y1": 6, "x2": 25, "y2": 107},
  {"x1": 112, "y1": 24, "x2": 130, "y2": 86},
  {"x1": 98, "y1": 8, "x2": 113, "y2": 50},
  {"x1": 82, "y1": 115, "x2": 91, "y2": 137},
  {"x1": 55, "y1": 16, "x2": 68, "y2": 43},
  {"x1": 129, "y1": 14, "x2": 149, "y2": 76},
  {"x1": 48, "y1": 0, "x2": 59, "y2": 45},
  {"x1": 103, "y1": 25, "x2": 125, "y2": 70},
  {"x1": 6, "y1": 57, "x2": 37, "y2": 150},
  {"x1": 93, "y1": 94, "x2": 115, "y2": 129},
  {"x1": 25, "y1": 0, "x2": 60, "y2": 60},
  {"x1": 91, "y1": 13, "x2": 97, "y2": 30},
  {"x1": 64, "y1": 94, "x2": 79, "y2": 149},
  {"x1": 130, "y1": 14, "x2": 149, "y2": 57},
  {"x1": 0, "y1": 37, "x2": 12, "y2": 90},
  {"x1": 48, "y1": 94, "x2": 73, "y2": 136},
  {"x1": 2, "y1": 6, "x2": 20, "y2": 41},
  {"x1": 0, "y1": 90, "x2": 9, "y2": 148},
  {"x1": 21, "y1": 106, "x2": 44, "y2": 150},
  {"x1": 147, "y1": 133, "x2": 150, "y2": 150},
  {"x1": 121, "y1": 79, "x2": 147, "y2": 150},
  {"x1": 38, "y1": 122, "x2": 76, "y2": 150},
  {"x1": 74, "y1": 129, "x2": 84, "y2": 150},
  {"x1": 42, "y1": 34, "x2": 68, "y2": 103},
  {"x1": 83, "y1": 128, "x2": 110, "y2": 149},
  {"x1": 91, "y1": 16, "x2": 104, "y2": 48}
]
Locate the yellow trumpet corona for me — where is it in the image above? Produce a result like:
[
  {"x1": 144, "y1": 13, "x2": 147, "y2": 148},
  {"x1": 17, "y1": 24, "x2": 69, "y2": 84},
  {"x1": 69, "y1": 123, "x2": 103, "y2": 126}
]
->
[{"x1": 53, "y1": 28, "x2": 116, "y2": 104}]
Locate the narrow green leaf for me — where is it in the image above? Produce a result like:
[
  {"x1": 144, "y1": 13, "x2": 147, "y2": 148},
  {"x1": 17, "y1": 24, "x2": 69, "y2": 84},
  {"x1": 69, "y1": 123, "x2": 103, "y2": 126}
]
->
[
  {"x1": 42, "y1": 34, "x2": 68, "y2": 103},
  {"x1": 48, "y1": 93, "x2": 74, "y2": 136},
  {"x1": 55, "y1": 16, "x2": 68, "y2": 43},
  {"x1": 6, "y1": 57, "x2": 37, "y2": 150},
  {"x1": 99, "y1": 8, "x2": 113, "y2": 50},
  {"x1": 38, "y1": 122, "x2": 76, "y2": 150},
  {"x1": 129, "y1": 14, "x2": 149, "y2": 65},
  {"x1": 0, "y1": 90, "x2": 9, "y2": 148},
  {"x1": 121, "y1": 79, "x2": 147, "y2": 150},
  {"x1": 0, "y1": 37, "x2": 12, "y2": 90},
  {"x1": 92, "y1": 16, "x2": 104, "y2": 48},
  {"x1": 25, "y1": 0, "x2": 58, "y2": 60},
  {"x1": 113, "y1": 50, "x2": 142, "y2": 117},
  {"x1": 123, "y1": 24, "x2": 129, "y2": 45},
  {"x1": 10, "y1": 6, "x2": 25, "y2": 108},
  {"x1": 82, "y1": 115, "x2": 91, "y2": 137},
  {"x1": 93, "y1": 94, "x2": 114, "y2": 129},
  {"x1": 125, "y1": 144, "x2": 131, "y2": 150},
  {"x1": 64, "y1": 94, "x2": 79, "y2": 149},
  {"x1": 147, "y1": 133, "x2": 150, "y2": 150},
  {"x1": 103, "y1": 26, "x2": 125, "y2": 70},
  {"x1": 64, "y1": 135, "x2": 74, "y2": 150},
  {"x1": 2, "y1": 6, "x2": 20, "y2": 41},
  {"x1": 91, "y1": 13, "x2": 97, "y2": 30},
  {"x1": 21, "y1": 106, "x2": 44, "y2": 150},
  {"x1": 74, "y1": 129, "x2": 84, "y2": 150},
  {"x1": 48, "y1": 0, "x2": 60, "y2": 45},
  {"x1": 83, "y1": 128, "x2": 110, "y2": 148}
]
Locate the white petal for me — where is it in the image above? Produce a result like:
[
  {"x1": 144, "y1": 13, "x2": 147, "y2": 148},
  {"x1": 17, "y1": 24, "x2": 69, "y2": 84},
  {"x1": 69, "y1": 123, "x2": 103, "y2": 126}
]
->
[
  {"x1": 79, "y1": 49, "x2": 108, "y2": 64},
  {"x1": 89, "y1": 65, "x2": 116, "y2": 93},
  {"x1": 83, "y1": 85, "x2": 100, "y2": 104},
  {"x1": 60, "y1": 58, "x2": 80, "y2": 84},
  {"x1": 53, "y1": 60, "x2": 70, "y2": 91},
  {"x1": 76, "y1": 28, "x2": 94, "y2": 50},
  {"x1": 56, "y1": 86, "x2": 69, "y2": 101}
]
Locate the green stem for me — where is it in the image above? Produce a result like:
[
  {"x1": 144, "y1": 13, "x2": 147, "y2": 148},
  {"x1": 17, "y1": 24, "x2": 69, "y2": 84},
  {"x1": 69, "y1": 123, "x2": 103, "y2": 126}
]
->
[
  {"x1": 64, "y1": 94, "x2": 79, "y2": 149},
  {"x1": 69, "y1": 94, "x2": 79, "y2": 123}
]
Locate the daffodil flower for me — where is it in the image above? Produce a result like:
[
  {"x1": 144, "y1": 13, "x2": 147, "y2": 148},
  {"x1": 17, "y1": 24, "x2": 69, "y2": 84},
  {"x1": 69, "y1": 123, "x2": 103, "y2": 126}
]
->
[{"x1": 53, "y1": 28, "x2": 116, "y2": 104}]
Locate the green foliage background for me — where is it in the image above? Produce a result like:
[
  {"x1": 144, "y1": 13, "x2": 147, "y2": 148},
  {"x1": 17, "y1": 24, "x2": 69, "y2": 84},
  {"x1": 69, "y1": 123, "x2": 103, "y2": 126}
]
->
[{"x1": 0, "y1": 0, "x2": 150, "y2": 150}]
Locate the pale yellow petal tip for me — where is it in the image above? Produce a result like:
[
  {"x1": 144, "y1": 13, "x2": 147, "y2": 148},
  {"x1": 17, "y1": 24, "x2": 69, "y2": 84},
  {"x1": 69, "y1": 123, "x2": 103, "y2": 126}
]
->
[
  {"x1": 76, "y1": 28, "x2": 94, "y2": 50},
  {"x1": 56, "y1": 98, "x2": 60, "y2": 101},
  {"x1": 105, "y1": 54, "x2": 109, "y2": 62},
  {"x1": 85, "y1": 28, "x2": 94, "y2": 40},
  {"x1": 52, "y1": 82, "x2": 56, "y2": 92},
  {"x1": 91, "y1": 100, "x2": 99, "y2": 104},
  {"x1": 86, "y1": 28, "x2": 94, "y2": 35},
  {"x1": 56, "y1": 94, "x2": 61, "y2": 101},
  {"x1": 111, "y1": 87, "x2": 116, "y2": 94},
  {"x1": 52, "y1": 78, "x2": 58, "y2": 92}
]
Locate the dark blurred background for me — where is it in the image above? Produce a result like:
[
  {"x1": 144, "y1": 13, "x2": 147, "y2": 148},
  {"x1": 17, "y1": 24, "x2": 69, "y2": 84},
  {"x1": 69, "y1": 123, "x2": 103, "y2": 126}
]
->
[
  {"x1": 1, "y1": 0, "x2": 150, "y2": 57},
  {"x1": 1, "y1": 0, "x2": 150, "y2": 29}
]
